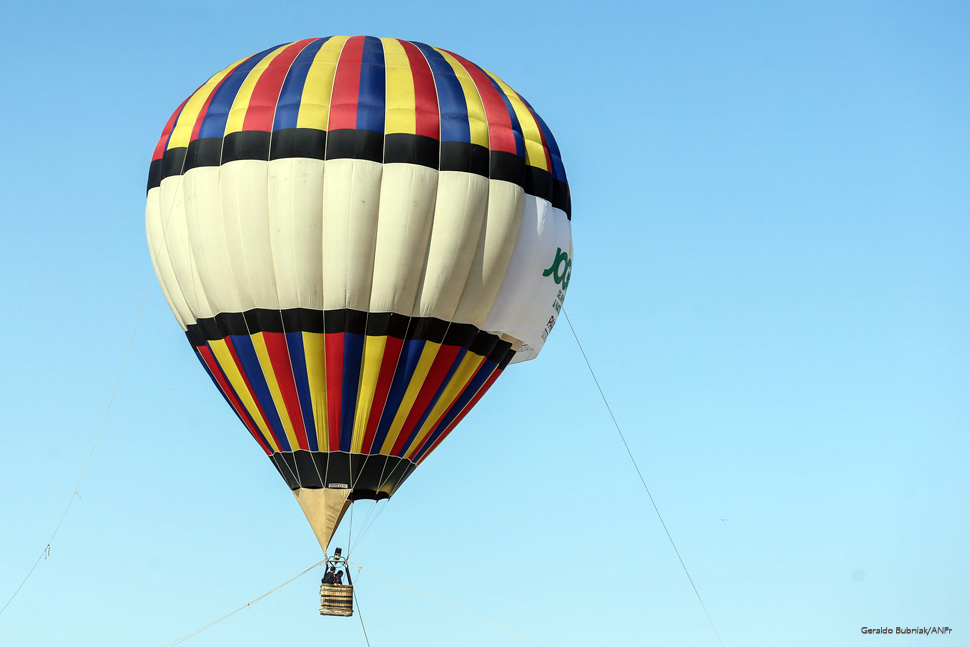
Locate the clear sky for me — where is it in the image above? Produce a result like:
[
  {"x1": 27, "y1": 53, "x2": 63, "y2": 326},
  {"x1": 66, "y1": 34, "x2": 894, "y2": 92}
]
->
[{"x1": 1, "y1": 1, "x2": 967, "y2": 646}]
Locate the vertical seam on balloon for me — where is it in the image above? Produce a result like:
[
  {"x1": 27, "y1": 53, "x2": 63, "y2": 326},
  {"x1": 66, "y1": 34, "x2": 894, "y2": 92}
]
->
[
  {"x1": 392, "y1": 42, "x2": 443, "y2": 463},
  {"x1": 226, "y1": 44, "x2": 303, "y2": 460},
  {"x1": 368, "y1": 39, "x2": 441, "y2": 496},
  {"x1": 347, "y1": 35, "x2": 390, "y2": 495},
  {"x1": 277, "y1": 37, "x2": 327, "y2": 455},
  {"x1": 416, "y1": 361, "x2": 502, "y2": 464},
  {"x1": 273, "y1": 41, "x2": 324, "y2": 489},
  {"x1": 262, "y1": 40, "x2": 320, "y2": 487},
  {"x1": 385, "y1": 46, "x2": 488, "y2": 460},
  {"x1": 215, "y1": 49, "x2": 297, "y2": 479},
  {"x1": 385, "y1": 48, "x2": 460, "y2": 451},
  {"x1": 318, "y1": 35, "x2": 352, "y2": 490}
]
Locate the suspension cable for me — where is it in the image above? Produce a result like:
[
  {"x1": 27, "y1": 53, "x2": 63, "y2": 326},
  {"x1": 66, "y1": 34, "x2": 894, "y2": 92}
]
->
[
  {"x1": 561, "y1": 306, "x2": 725, "y2": 646},
  {"x1": 0, "y1": 272, "x2": 155, "y2": 618},
  {"x1": 159, "y1": 559, "x2": 326, "y2": 646},
  {"x1": 353, "y1": 586, "x2": 373, "y2": 647}
]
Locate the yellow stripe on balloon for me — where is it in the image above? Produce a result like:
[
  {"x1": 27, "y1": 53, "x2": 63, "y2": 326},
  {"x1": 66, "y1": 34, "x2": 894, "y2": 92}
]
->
[
  {"x1": 484, "y1": 71, "x2": 549, "y2": 172},
  {"x1": 351, "y1": 335, "x2": 389, "y2": 453},
  {"x1": 403, "y1": 351, "x2": 486, "y2": 460},
  {"x1": 302, "y1": 331, "x2": 329, "y2": 452},
  {"x1": 296, "y1": 35, "x2": 349, "y2": 131},
  {"x1": 167, "y1": 61, "x2": 243, "y2": 150},
  {"x1": 379, "y1": 341, "x2": 442, "y2": 455},
  {"x1": 250, "y1": 332, "x2": 301, "y2": 450},
  {"x1": 381, "y1": 37, "x2": 416, "y2": 136},
  {"x1": 435, "y1": 48, "x2": 489, "y2": 148},
  {"x1": 208, "y1": 338, "x2": 281, "y2": 453},
  {"x1": 224, "y1": 44, "x2": 291, "y2": 135}
]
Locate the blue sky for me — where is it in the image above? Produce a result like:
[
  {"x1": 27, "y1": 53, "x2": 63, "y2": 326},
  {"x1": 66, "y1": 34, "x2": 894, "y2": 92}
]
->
[{"x1": 1, "y1": 1, "x2": 967, "y2": 645}]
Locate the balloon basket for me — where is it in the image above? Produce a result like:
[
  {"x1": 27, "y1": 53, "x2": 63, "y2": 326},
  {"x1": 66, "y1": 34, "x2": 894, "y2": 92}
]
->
[{"x1": 320, "y1": 583, "x2": 354, "y2": 616}]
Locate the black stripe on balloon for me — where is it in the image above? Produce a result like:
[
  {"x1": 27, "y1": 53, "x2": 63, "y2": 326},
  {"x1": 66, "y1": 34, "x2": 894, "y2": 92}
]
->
[
  {"x1": 146, "y1": 158, "x2": 163, "y2": 194},
  {"x1": 294, "y1": 450, "x2": 322, "y2": 487},
  {"x1": 185, "y1": 326, "x2": 207, "y2": 348},
  {"x1": 439, "y1": 141, "x2": 489, "y2": 176},
  {"x1": 325, "y1": 129, "x2": 384, "y2": 163},
  {"x1": 379, "y1": 458, "x2": 417, "y2": 498},
  {"x1": 352, "y1": 455, "x2": 392, "y2": 497},
  {"x1": 469, "y1": 330, "x2": 499, "y2": 358},
  {"x1": 489, "y1": 150, "x2": 527, "y2": 186},
  {"x1": 221, "y1": 131, "x2": 272, "y2": 164},
  {"x1": 443, "y1": 322, "x2": 479, "y2": 349},
  {"x1": 409, "y1": 317, "x2": 449, "y2": 343},
  {"x1": 147, "y1": 130, "x2": 570, "y2": 218},
  {"x1": 184, "y1": 137, "x2": 224, "y2": 171},
  {"x1": 281, "y1": 309, "x2": 325, "y2": 334},
  {"x1": 323, "y1": 309, "x2": 368, "y2": 335},
  {"x1": 365, "y1": 312, "x2": 411, "y2": 338},
  {"x1": 146, "y1": 147, "x2": 186, "y2": 192},
  {"x1": 270, "y1": 128, "x2": 327, "y2": 161},
  {"x1": 554, "y1": 179, "x2": 572, "y2": 220},
  {"x1": 268, "y1": 451, "x2": 417, "y2": 499},
  {"x1": 324, "y1": 452, "x2": 353, "y2": 490},
  {"x1": 184, "y1": 309, "x2": 503, "y2": 349},
  {"x1": 384, "y1": 133, "x2": 439, "y2": 168},
  {"x1": 162, "y1": 146, "x2": 187, "y2": 180},
  {"x1": 497, "y1": 345, "x2": 517, "y2": 369},
  {"x1": 525, "y1": 166, "x2": 553, "y2": 206},
  {"x1": 490, "y1": 339, "x2": 516, "y2": 365}
]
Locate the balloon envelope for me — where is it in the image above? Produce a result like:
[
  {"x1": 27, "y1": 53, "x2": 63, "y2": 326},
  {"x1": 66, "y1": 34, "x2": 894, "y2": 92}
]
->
[{"x1": 146, "y1": 36, "x2": 571, "y2": 549}]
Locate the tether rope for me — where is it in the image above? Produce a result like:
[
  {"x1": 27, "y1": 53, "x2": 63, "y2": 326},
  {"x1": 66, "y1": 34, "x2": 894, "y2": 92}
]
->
[
  {"x1": 353, "y1": 585, "x2": 373, "y2": 647},
  {"x1": 156, "y1": 559, "x2": 551, "y2": 646},
  {"x1": 561, "y1": 306, "x2": 725, "y2": 646},
  {"x1": 350, "y1": 500, "x2": 388, "y2": 554},
  {"x1": 0, "y1": 272, "x2": 155, "y2": 618},
  {"x1": 159, "y1": 559, "x2": 326, "y2": 647}
]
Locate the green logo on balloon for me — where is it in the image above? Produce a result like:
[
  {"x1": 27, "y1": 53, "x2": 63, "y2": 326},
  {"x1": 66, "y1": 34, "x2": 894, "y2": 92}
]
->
[{"x1": 542, "y1": 247, "x2": 572, "y2": 291}]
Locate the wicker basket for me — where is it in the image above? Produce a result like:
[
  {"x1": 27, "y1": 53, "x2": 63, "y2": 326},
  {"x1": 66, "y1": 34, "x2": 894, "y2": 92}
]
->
[{"x1": 320, "y1": 583, "x2": 354, "y2": 617}]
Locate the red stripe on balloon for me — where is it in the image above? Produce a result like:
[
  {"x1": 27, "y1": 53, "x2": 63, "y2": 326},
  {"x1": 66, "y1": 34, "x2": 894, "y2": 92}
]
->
[
  {"x1": 262, "y1": 332, "x2": 310, "y2": 450},
  {"x1": 242, "y1": 39, "x2": 315, "y2": 132},
  {"x1": 324, "y1": 332, "x2": 345, "y2": 451},
  {"x1": 224, "y1": 337, "x2": 286, "y2": 452},
  {"x1": 416, "y1": 365, "x2": 503, "y2": 464},
  {"x1": 400, "y1": 40, "x2": 440, "y2": 140},
  {"x1": 198, "y1": 345, "x2": 272, "y2": 454},
  {"x1": 390, "y1": 345, "x2": 462, "y2": 456},
  {"x1": 328, "y1": 36, "x2": 365, "y2": 131},
  {"x1": 360, "y1": 336, "x2": 405, "y2": 454},
  {"x1": 448, "y1": 52, "x2": 517, "y2": 155}
]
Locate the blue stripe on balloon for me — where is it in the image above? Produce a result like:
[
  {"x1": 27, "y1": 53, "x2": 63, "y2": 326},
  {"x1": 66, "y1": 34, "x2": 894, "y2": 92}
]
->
[
  {"x1": 395, "y1": 347, "x2": 467, "y2": 457},
  {"x1": 339, "y1": 332, "x2": 365, "y2": 452},
  {"x1": 197, "y1": 46, "x2": 276, "y2": 139},
  {"x1": 229, "y1": 335, "x2": 291, "y2": 451},
  {"x1": 369, "y1": 337, "x2": 424, "y2": 452},
  {"x1": 413, "y1": 42, "x2": 470, "y2": 144},
  {"x1": 355, "y1": 36, "x2": 386, "y2": 134},
  {"x1": 414, "y1": 358, "x2": 497, "y2": 461},
  {"x1": 484, "y1": 73, "x2": 526, "y2": 158},
  {"x1": 285, "y1": 331, "x2": 318, "y2": 451},
  {"x1": 273, "y1": 37, "x2": 329, "y2": 131}
]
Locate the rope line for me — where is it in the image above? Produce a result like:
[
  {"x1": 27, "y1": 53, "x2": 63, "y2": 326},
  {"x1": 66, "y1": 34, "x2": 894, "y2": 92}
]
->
[
  {"x1": 159, "y1": 559, "x2": 326, "y2": 647},
  {"x1": 353, "y1": 586, "x2": 373, "y2": 647},
  {"x1": 350, "y1": 500, "x2": 388, "y2": 554},
  {"x1": 561, "y1": 307, "x2": 725, "y2": 646},
  {"x1": 0, "y1": 273, "x2": 155, "y2": 618},
  {"x1": 350, "y1": 562, "x2": 553, "y2": 646}
]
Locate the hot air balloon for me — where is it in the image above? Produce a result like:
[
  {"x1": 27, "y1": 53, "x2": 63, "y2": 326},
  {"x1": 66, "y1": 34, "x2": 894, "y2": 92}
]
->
[{"x1": 145, "y1": 36, "x2": 571, "y2": 575}]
